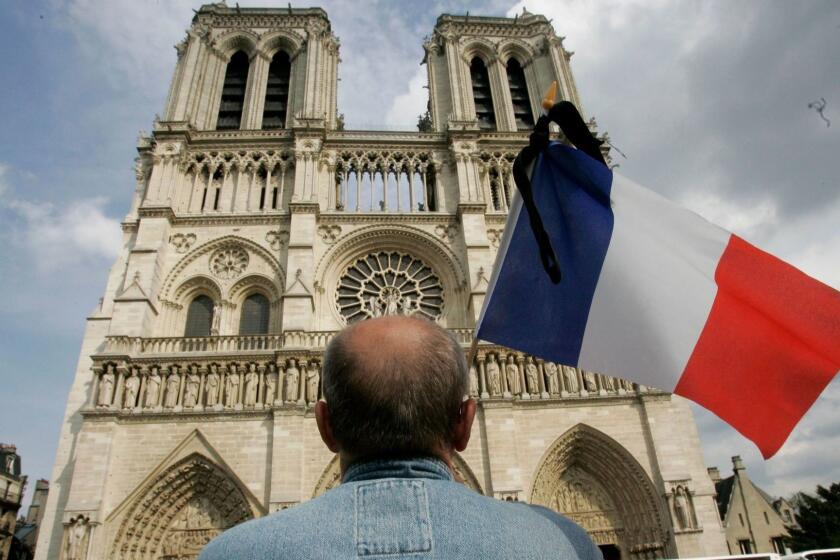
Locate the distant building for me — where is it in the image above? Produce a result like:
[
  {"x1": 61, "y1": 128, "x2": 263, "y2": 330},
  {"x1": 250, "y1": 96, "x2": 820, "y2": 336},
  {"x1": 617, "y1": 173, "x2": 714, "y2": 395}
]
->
[
  {"x1": 0, "y1": 445, "x2": 27, "y2": 560},
  {"x1": 709, "y1": 456, "x2": 796, "y2": 555},
  {"x1": 9, "y1": 480, "x2": 49, "y2": 560}
]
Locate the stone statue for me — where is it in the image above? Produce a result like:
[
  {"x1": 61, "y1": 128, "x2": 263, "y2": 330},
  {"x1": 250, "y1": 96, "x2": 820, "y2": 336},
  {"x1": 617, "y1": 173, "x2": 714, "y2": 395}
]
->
[
  {"x1": 205, "y1": 365, "x2": 220, "y2": 407},
  {"x1": 583, "y1": 370, "x2": 597, "y2": 392},
  {"x1": 382, "y1": 288, "x2": 401, "y2": 316},
  {"x1": 264, "y1": 366, "x2": 277, "y2": 405},
  {"x1": 225, "y1": 368, "x2": 240, "y2": 407},
  {"x1": 525, "y1": 357, "x2": 539, "y2": 395},
  {"x1": 123, "y1": 371, "x2": 140, "y2": 409},
  {"x1": 98, "y1": 364, "x2": 115, "y2": 407},
  {"x1": 285, "y1": 359, "x2": 300, "y2": 402},
  {"x1": 184, "y1": 366, "x2": 201, "y2": 408},
  {"x1": 602, "y1": 375, "x2": 616, "y2": 392},
  {"x1": 145, "y1": 367, "x2": 161, "y2": 408},
  {"x1": 468, "y1": 364, "x2": 479, "y2": 397},
  {"x1": 485, "y1": 355, "x2": 501, "y2": 396},
  {"x1": 211, "y1": 303, "x2": 222, "y2": 335},
  {"x1": 65, "y1": 517, "x2": 89, "y2": 560},
  {"x1": 562, "y1": 365, "x2": 579, "y2": 393},
  {"x1": 244, "y1": 364, "x2": 259, "y2": 406},
  {"x1": 165, "y1": 371, "x2": 180, "y2": 408},
  {"x1": 306, "y1": 362, "x2": 320, "y2": 404},
  {"x1": 545, "y1": 362, "x2": 560, "y2": 394},
  {"x1": 674, "y1": 486, "x2": 694, "y2": 530},
  {"x1": 367, "y1": 296, "x2": 381, "y2": 318},
  {"x1": 505, "y1": 355, "x2": 520, "y2": 396}
]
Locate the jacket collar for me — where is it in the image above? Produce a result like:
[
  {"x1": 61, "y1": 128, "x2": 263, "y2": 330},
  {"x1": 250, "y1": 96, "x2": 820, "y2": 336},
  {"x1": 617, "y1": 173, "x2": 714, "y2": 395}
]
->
[{"x1": 343, "y1": 456, "x2": 453, "y2": 484}]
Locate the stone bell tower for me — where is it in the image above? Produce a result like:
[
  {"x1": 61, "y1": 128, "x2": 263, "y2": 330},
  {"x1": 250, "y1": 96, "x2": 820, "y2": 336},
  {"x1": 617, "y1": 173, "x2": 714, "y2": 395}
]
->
[{"x1": 423, "y1": 10, "x2": 584, "y2": 133}]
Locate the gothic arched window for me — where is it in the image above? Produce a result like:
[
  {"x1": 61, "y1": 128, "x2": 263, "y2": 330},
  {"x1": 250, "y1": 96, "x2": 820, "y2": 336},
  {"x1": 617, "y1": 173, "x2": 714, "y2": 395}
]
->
[
  {"x1": 216, "y1": 50, "x2": 249, "y2": 130},
  {"x1": 239, "y1": 293, "x2": 270, "y2": 335},
  {"x1": 470, "y1": 57, "x2": 495, "y2": 130},
  {"x1": 262, "y1": 51, "x2": 291, "y2": 129},
  {"x1": 184, "y1": 295, "x2": 214, "y2": 337},
  {"x1": 506, "y1": 59, "x2": 534, "y2": 129}
]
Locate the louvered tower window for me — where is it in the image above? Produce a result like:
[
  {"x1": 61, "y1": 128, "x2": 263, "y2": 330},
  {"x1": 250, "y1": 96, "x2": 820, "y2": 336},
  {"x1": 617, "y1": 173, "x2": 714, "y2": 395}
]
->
[
  {"x1": 506, "y1": 59, "x2": 534, "y2": 130},
  {"x1": 239, "y1": 293, "x2": 270, "y2": 335},
  {"x1": 262, "y1": 51, "x2": 291, "y2": 129},
  {"x1": 470, "y1": 57, "x2": 495, "y2": 130},
  {"x1": 184, "y1": 295, "x2": 214, "y2": 337},
  {"x1": 216, "y1": 51, "x2": 249, "y2": 130}
]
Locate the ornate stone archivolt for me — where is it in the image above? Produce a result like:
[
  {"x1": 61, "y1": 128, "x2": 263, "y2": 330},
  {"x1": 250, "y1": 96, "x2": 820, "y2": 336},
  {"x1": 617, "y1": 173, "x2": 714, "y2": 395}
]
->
[
  {"x1": 530, "y1": 424, "x2": 672, "y2": 559},
  {"x1": 161, "y1": 235, "x2": 285, "y2": 302},
  {"x1": 109, "y1": 453, "x2": 261, "y2": 559},
  {"x1": 335, "y1": 251, "x2": 444, "y2": 324},
  {"x1": 312, "y1": 453, "x2": 483, "y2": 498}
]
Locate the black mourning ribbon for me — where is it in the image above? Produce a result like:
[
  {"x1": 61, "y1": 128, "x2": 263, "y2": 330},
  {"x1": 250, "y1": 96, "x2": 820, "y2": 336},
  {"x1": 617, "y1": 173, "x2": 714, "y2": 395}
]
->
[{"x1": 511, "y1": 101, "x2": 607, "y2": 284}]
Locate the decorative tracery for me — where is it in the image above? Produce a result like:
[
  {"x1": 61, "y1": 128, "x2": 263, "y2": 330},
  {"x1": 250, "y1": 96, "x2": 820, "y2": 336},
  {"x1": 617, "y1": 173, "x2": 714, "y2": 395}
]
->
[
  {"x1": 332, "y1": 150, "x2": 437, "y2": 212},
  {"x1": 335, "y1": 251, "x2": 444, "y2": 324}
]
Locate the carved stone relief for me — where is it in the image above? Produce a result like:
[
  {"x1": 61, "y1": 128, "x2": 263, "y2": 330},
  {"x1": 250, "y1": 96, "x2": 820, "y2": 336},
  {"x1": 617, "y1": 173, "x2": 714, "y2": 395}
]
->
[
  {"x1": 530, "y1": 425, "x2": 668, "y2": 559},
  {"x1": 209, "y1": 246, "x2": 249, "y2": 280},
  {"x1": 63, "y1": 515, "x2": 91, "y2": 560},
  {"x1": 434, "y1": 224, "x2": 458, "y2": 244},
  {"x1": 170, "y1": 233, "x2": 197, "y2": 254},
  {"x1": 110, "y1": 454, "x2": 257, "y2": 560},
  {"x1": 265, "y1": 230, "x2": 289, "y2": 251},
  {"x1": 317, "y1": 225, "x2": 342, "y2": 244}
]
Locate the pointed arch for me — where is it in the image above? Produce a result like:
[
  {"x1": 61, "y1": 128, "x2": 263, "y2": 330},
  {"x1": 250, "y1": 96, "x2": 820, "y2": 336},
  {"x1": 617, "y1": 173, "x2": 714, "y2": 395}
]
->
[
  {"x1": 529, "y1": 424, "x2": 672, "y2": 559},
  {"x1": 314, "y1": 224, "x2": 468, "y2": 328},
  {"x1": 108, "y1": 448, "x2": 263, "y2": 559},
  {"x1": 213, "y1": 29, "x2": 259, "y2": 59},
  {"x1": 160, "y1": 235, "x2": 285, "y2": 303}
]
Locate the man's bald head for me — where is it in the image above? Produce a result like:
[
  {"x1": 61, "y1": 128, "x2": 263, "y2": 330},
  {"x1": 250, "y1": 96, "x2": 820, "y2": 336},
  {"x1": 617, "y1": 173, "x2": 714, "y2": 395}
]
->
[{"x1": 321, "y1": 316, "x2": 468, "y2": 460}]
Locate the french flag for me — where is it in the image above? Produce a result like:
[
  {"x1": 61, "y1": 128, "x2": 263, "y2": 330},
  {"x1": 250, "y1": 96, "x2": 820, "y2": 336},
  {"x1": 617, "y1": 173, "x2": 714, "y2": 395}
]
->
[{"x1": 476, "y1": 142, "x2": 840, "y2": 458}]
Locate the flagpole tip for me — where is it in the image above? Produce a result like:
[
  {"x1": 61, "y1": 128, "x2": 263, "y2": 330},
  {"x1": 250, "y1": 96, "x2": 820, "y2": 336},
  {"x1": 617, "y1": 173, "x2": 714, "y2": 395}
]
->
[{"x1": 541, "y1": 81, "x2": 558, "y2": 111}]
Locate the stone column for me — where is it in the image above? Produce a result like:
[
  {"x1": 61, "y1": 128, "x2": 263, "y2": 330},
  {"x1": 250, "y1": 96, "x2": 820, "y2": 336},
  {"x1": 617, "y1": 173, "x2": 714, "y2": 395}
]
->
[
  {"x1": 517, "y1": 356, "x2": 529, "y2": 400},
  {"x1": 242, "y1": 51, "x2": 270, "y2": 130},
  {"x1": 478, "y1": 356, "x2": 489, "y2": 400}
]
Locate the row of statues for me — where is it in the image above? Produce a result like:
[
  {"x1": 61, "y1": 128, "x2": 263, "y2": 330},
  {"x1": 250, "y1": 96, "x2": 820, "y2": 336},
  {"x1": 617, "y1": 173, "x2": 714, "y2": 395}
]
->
[
  {"x1": 94, "y1": 353, "x2": 645, "y2": 414},
  {"x1": 468, "y1": 354, "x2": 642, "y2": 399},
  {"x1": 95, "y1": 359, "x2": 321, "y2": 412}
]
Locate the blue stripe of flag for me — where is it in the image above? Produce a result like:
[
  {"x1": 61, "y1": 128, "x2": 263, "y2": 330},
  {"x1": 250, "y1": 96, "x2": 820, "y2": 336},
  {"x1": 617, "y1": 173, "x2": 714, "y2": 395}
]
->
[{"x1": 476, "y1": 143, "x2": 615, "y2": 366}]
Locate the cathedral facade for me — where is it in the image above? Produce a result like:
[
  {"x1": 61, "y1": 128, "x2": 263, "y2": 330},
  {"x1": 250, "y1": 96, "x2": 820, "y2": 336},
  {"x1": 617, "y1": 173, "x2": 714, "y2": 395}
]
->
[{"x1": 36, "y1": 5, "x2": 728, "y2": 559}]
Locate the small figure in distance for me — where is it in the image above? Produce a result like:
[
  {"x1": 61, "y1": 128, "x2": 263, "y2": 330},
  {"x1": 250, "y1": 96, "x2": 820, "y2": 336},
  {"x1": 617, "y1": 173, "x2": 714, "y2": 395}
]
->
[{"x1": 200, "y1": 316, "x2": 602, "y2": 560}]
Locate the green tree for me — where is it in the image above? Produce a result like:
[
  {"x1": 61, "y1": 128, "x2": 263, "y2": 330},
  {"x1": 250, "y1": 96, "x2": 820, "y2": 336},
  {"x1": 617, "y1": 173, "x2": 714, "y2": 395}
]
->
[{"x1": 787, "y1": 483, "x2": 840, "y2": 551}]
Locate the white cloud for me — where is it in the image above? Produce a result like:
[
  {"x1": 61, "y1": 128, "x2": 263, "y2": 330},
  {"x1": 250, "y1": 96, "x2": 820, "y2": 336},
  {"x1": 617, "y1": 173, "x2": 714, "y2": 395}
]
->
[
  {"x1": 385, "y1": 66, "x2": 428, "y2": 128},
  {"x1": 61, "y1": 0, "x2": 193, "y2": 96},
  {"x1": 681, "y1": 190, "x2": 778, "y2": 236},
  {"x1": 0, "y1": 164, "x2": 121, "y2": 270}
]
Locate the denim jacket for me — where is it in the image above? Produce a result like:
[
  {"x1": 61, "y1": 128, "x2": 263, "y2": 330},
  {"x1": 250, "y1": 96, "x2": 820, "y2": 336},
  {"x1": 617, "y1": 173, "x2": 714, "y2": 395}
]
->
[{"x1": 200, "y1": 456, "x2": 602, "y2": 560}]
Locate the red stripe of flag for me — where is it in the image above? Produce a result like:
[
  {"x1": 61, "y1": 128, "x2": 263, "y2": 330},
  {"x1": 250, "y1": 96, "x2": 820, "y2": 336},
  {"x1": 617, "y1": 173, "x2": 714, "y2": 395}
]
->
[{"x1": 675, "y1": 235, "x2": 840, "y2": 458}]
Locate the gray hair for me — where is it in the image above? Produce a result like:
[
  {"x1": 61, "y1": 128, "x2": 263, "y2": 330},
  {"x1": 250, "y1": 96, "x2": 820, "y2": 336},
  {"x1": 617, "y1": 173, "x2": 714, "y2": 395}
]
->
[{"x1": 322, "y1": 317, "x2": 468, "y2": 459}]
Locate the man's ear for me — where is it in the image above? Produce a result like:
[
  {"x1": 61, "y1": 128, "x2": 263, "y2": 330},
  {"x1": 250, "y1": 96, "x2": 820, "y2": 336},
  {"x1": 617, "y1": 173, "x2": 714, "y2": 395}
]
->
[
  {"x1": 452, "y1": 398, "x2": 477, "y2": 453},
  {"x1": 315, "y1": 400, "x2": 340, "y2": 454}
]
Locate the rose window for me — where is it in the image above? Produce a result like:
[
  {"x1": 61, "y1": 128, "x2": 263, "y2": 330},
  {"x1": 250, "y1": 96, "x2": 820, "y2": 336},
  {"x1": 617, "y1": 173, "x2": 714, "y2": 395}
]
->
[
  {"x1": 209, "y1": 246, "x2": 249, "y2": 280},
  {"x1": 336, "y1": 251, "x2": 444, "y2": 323}
]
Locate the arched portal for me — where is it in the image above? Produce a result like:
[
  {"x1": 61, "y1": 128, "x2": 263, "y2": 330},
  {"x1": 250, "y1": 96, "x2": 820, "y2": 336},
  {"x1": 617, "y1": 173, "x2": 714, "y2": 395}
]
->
[
  {"x1": 529, "y1": 424, "x2": 671, "y2": 560},
  {"x1": 109, "y1": 453, "x2": 261, "y2": 560},
  {"x1": 312, "y1": 454, "x2": 484, "y2": 497}
]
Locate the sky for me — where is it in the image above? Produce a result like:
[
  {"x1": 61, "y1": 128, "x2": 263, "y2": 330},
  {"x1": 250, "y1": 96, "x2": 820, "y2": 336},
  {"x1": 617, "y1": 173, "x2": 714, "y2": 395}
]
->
[{"x1": 1, "y1": 0, "x2": 838, "y2": 510}]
